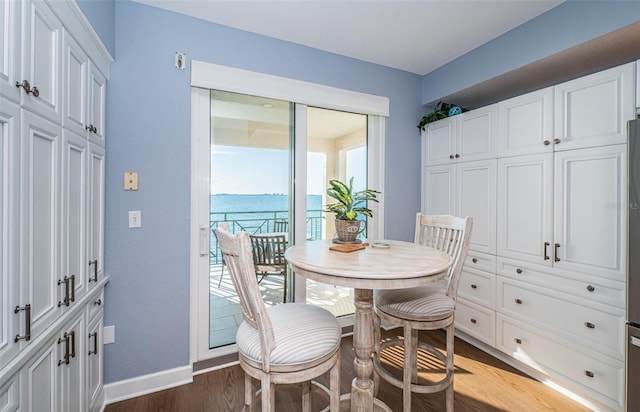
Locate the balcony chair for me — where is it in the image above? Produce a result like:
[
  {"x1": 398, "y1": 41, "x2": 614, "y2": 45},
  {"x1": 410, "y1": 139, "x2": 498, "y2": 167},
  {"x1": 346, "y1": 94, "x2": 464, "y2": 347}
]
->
[
  {"x1": 250, "y1": 233, "x2": 288, "y2": 303},
  {"x1": 215, "y1": 224, "x2": 341, "y2": 412},
  {"x1": 273, "y1": 219, "x2": 288, "y2": 233},
  {"x1": 373, "y1": 213, "x2": 472, "y2": 412}
]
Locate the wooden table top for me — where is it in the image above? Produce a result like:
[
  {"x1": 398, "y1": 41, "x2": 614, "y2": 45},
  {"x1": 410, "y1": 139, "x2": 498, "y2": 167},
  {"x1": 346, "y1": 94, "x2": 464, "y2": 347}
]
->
[{"x1": 285, "y1": 239, "x2": 451, "y2": 290}]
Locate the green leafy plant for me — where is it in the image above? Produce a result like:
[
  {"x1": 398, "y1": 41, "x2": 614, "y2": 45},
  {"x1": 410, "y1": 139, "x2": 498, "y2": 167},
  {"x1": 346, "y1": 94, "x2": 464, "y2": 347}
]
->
[
  {"x1": 325, "y1": 177, "x2": 380, "y2": 220},
  {"x1": 417, "y1": 101, "x2": 469, "y2": 131}
]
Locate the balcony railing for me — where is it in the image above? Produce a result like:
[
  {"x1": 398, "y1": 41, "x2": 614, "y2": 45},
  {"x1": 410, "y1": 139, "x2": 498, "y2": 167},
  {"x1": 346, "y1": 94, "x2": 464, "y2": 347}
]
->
[{"x1": 209, "y1": 210, "x2": 324, "y2": 265}]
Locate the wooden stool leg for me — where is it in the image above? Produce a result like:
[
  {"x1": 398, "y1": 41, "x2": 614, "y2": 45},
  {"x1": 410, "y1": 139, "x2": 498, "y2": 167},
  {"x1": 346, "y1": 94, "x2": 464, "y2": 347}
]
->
[
  {"x1": 446, "y1": 322, "x2": 455, "y2": 412},
  {"x1": 244, "y1": 374, "x2": 254, "y2": 411},
  {"x1": 330, "y1": 352, "x2": 341, "y2": 412},
  {"x1": 301, "y1": 381, "x2": 311, "y2": 412},
  {"x1": 403, "y1": 325, "x2": 416, "y2": 412},
  {"x1": 261, "y1": 375, "x2": 275, "y2": 412}
]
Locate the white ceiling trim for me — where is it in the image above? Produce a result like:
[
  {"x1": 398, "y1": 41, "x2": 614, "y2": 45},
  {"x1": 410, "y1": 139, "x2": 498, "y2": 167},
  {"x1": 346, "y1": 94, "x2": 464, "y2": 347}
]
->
[{"x1": 191, "y1": 61, "x2": 390, "y2": 116}]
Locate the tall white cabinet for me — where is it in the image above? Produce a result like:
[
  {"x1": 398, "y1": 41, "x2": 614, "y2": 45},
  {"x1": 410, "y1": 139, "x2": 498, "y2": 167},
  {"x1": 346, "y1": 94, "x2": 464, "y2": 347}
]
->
[
  {"x1": 0, "y1": 1, "x2": 110, "y2": 411},
  {"x1": 422, "y1": 62, "x2": 635, "y2": 411}
]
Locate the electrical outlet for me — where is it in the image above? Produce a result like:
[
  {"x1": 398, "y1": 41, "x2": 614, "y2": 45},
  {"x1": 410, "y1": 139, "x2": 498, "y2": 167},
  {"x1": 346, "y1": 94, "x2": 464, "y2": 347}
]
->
[{"x1": 128, "y1": 211, "x2": 142, "y2": 228}]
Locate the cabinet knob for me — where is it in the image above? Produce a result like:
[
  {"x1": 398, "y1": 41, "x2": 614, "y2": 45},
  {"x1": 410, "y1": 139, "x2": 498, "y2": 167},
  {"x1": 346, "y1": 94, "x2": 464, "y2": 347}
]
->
[
  {"x1": 455, "y1": 154, "x2": 460, "y2": 158},
  {"x1": 514, "y1": 338, "x2": 522, "y2": 344},
  {"x1": 470, "y1": 284, "x2": 477, "y2": 289},
  {"x1": 554, "y1": 138, "x2": 561, "y2": 145},
  {"x1": 586, "y1": 285, "x2": 595, "y2": 292},
  {"x1": 543, "y1": 140, "x2": 551, "y2": 146},
  {"x1": 94, "y1": 299, "x2": 102, "y2": 306},
  {"x1": 584, "y1": 370, "x2": 594, "y2": 378},
  {"x1": 470, "y1": 318, "x2": 477, "y2": 324},
  {"x1": 449, "y1": 154, "x2": 454, "y2": 159},
  {"x1": 584, "y1": 322, "x2": 595, "y2": 329},
  {"x1": 472, "y1": 258, "x2": 478, "y2": 263},
  {"x1": 515, "y1": 298, "x2": 523, "y2": 304},
  {"x1": 516, "y1": 268, "x2": 523, "y2": 274}
]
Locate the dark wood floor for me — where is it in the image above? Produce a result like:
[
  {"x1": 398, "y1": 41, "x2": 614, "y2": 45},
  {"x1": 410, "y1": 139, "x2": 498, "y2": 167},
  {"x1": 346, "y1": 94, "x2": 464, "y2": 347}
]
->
[{"x1": 105, "y1": 329, "x2": 590, "y2": 411}]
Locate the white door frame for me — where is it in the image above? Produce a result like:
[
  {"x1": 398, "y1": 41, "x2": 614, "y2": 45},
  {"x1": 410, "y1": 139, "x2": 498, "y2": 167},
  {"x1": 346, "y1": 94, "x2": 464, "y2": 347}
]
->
[{"x1": 190, "y1": 61, "x2": 388, "y2": 363}]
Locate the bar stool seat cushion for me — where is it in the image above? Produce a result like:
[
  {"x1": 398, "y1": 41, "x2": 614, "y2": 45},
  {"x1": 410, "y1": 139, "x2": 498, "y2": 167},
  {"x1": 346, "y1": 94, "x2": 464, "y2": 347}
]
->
[
  {"x1": 237, "y1": 302, "x2": 341, "y2": 368},
  {"x1": 375, "y1": 285, "x2": 454, "y2": 322}
]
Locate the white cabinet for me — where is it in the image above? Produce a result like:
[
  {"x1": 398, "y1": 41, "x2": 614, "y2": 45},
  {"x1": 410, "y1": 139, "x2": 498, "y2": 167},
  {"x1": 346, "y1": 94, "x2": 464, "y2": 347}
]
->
[
  {"x1": 423, "y1": 104, "x2": 497, "y2": 166},
  {"x1": 424, "y1": 160, "x2": 496, "y2": 254},
  {"x1": 20, "y1": 0, "x2": 63, "y2": 124},
  {"x1": 497, "y1": 153, "x2": 553, "y2": 263},
  {"x1": 0, "y1": 1, "x2": 110, "y2": 411},
  {"x1": 497, "y1": 87, "x2": 553, "y2": 157},
  {"x1": 0, "y1": 98, "x2": 21, "y2": 368},
  {"x1": 0, "y1": 0, "x2": 21, "y2": 102},
  {"x1": 554, "y1": 63, "x2": 634, "y2": 151},
  {"x1": 553, "y1": 145, "x2": 627, "y2": 281}
]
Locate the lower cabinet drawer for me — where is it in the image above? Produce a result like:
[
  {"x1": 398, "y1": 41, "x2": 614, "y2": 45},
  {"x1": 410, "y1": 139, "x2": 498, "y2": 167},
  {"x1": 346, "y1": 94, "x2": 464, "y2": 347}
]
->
[
  {"x1": 497, "y1": 277, "x2": 625, "y2": 360},
  {"x1": 458, "y1": 268, "x2": 496, "y2": 309},
  {"x1": 454, "y1": 299, "x2": 495, "y2": 346},
  {"x1": 496, "y1": 314, "x2": 624, "y2": 410}
]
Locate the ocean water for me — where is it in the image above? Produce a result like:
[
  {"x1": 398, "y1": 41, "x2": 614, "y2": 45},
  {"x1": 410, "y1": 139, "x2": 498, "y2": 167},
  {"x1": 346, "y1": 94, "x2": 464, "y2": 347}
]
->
[{"x1": 210, "y1": 194, "x2": 323, "y2": 215}]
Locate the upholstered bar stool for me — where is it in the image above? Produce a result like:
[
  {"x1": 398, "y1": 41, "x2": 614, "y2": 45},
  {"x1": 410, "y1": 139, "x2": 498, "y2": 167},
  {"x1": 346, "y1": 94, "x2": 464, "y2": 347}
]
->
[
  {"x1": 373, "y1": 213, "x2": 472, "y2": 412},
  {"x1": 215, "y1": 224, "x2": 342, "y2": 412}
]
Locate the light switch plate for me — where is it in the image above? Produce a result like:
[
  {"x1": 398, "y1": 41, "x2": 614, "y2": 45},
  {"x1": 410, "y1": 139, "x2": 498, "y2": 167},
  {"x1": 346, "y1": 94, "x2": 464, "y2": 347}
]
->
[
  {"x1": 103, "y1": 325, "x2": 115, "y2": 344},
  {"x1": 128, "y1": 211, "x2": 142, "y2": 228},
  {"x1": 124, "y1": 172, "x2": 138, "y2": 191}
]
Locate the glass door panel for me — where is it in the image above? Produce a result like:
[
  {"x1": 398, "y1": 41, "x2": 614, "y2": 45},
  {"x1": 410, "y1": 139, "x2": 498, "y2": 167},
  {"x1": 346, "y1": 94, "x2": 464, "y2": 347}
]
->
[
  {"x1": 305, "y1": 107, "x2": 367, "y2": 317},
  {"x1": 209, "y1": 90, "x2": 292, "y2": 349}
]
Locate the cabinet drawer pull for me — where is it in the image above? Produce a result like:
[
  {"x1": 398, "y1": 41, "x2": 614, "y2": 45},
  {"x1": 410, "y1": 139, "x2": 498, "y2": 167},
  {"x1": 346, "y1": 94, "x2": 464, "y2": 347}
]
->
[
  {"x1": 94, "y1": 298, "x2": 102, "y2": 306},
  {"x1": 584, "y1": 370, "x2": 594, "y2": 378},
  {"x1": 516, "y1": 268, "x2": 523, "y2": 274},
  {"x1": 15, "y1": 80, "x2": 40, "y2": 97},
  {"x1": 470, "y1": 284, "x2": 477, "y2": 289},
  {"x1": 449, "y1": 154, "x2": 455, "y2": 159},
  {"x1": 470, "y1": 318, "x2": 477, "y2": 324},
  {"x1": 586, "y1": 285, "x2": 595, "y2": 292},
  {"x1": 85, "y1": 124, "x2": 97, "y2": 133},
  {"x1": 89, "y1": 260, "x2": 98, "y2": 282},
  {"x1": 543, "y1": 140, "x2": 550, "y2": 146},
  {"x1": 14, "y1": 304, "x2": 31, "y2": 342},
  {"x1": 455, "y1": 154, "x2": 460, "y2": 158},
  {"x1": 70, "y1": 275, "x2": 76, "y2": 303},
  {"x1": 472, "y1": 258, "x2": 478, "y2": 263},
  {"x1": 554, "y1": 243, "x2": 560, "y2": 262},
  {"x1": 584, "y1": 322, "x2": 595, "y2": 329},
  {"x1": 514, "y1": 338, "x2": 522, "y2": 344},
  {"x1": 58, "y1": 333, "x2": 71, "y2": 366},
  {"x1": 515, "y1": 298, "x2": 523, "y2": 304},
  {"x1": 58, "y1": 276, "x2": 71, "y2": 307},
  {"x1": 544, "y1": 242, "x2": 550, "y2": 260},
  {"x1": 554, "y1": 138, "x2": 561, "y2": 145}
]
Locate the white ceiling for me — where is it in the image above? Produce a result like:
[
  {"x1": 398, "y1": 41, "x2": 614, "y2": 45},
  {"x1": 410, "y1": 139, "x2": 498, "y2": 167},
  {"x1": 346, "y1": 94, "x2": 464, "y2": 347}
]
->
[{"x1": 133, "y1": 0, "x2": 564, "y2": 75}]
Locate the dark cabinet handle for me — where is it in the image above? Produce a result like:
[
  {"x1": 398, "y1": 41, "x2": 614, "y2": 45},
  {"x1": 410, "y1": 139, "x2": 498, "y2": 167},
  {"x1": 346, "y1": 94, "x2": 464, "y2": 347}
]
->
[
  {"x1": 89, "y1": 260, "x2": 98, "y2": 282},
  {"x1": 16, "y1": 80, "x2": 39, "y2": 97},
  {"x1": 584, "y1": 322, "x2": 595, "y2": 329},
  {"x1": 94, "y1": 298, "x2": 102, "y2": 306},
  {"x1": 58, "y1": 333, "x2": 71, "y2": 366},
  {"x1": 544, "y1": 242, "x2": 550, "y2": 260},
  {"x1": 586, "y1": 285, "x2": 595, "y2": 292},
  {"x1": 449, "y1": 154, "x2": 454, "y2": 159},
  {"x1": 89, "y1": 332, "x2": 99, "y2": 356},
  {"x1": 554, "y1": 138, "x2": 561, "y2": 145},
  {"x1": 515, "y1": 298, "x2": 523, "y2": 304},
  {"x1": 58, "y1": 276, "x2": 71, "y2": 307},
  {"x1": 554, "y1": 243, "x2": 560, "y2": 262},
  {"x1": 584, "y1": 370, "x2": 594, "y2": 378},
  {"x1": 470, "y1": 284, "x2": 477, "y2": 289},
  {"x1": 14, "y1": 304, "x2": 32, "y2": 342},
  {"x1": 470, "y1": 318, "x2": 477, "y2": 324},
  {"x1": 472, "y1": 258, "x2": 478, "y2": 263},
  {"x1": 543, "y1": 140, "x2": 550, "y2": 146},
  {"x1": 516, "y1": 268, "x2": 523, "y2": 274},
  {"x1": 455, "y1": 154, "x2": 460, "y2": 158},
  {"x1": 514, "y1": 338, "x2": 522, "y2": 344}
]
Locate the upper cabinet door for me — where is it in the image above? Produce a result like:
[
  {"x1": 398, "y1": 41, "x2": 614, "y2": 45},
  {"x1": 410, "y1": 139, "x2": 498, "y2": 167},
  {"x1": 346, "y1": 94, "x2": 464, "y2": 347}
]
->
[
  {"x1": 497, "y1": 153, "x2": 554, "y2": 265},
  {"x1": 87, "y1": 64, "x2": 106, "y2": 146},
  {"x1": 20, "y1": 0, "x2": 62, "y2": 124},
  {"x1": 553, "y1": 144, "x2": 627, "y2": 281},
  {"x1": 456, "y1": 159, "x2": 497, "y2": 254},
  {"x1": 456, "y1": 104, "x2": 497, "y2": 162},
  {"x1": 425, "y1": 117, "x2": 456, "y2": 166},
  {"x1": 498, "y1": 88, "x2": 554, "y2": 157},
  {"x1": 0, "y1": 0, "x2": 21, "y2": 103},
  {"x1": 62, "y1": 31, "x2": 88, "y2": 137},
  {"x1": 423, "y1": 164, "x2": 455, "y2": 216},
  {"x1": 554, "y1": 63, "x2": 635, "y2": 151}
]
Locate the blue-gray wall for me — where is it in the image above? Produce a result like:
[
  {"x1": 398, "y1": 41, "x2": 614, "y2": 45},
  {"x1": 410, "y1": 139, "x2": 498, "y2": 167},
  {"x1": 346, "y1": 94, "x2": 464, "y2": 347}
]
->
[
  {"x1": 75, "y1": 0, "x2": 638, "y2": 385},
  {"x1": 422, "y1": 0, "x2": 640, "y2": 106}
]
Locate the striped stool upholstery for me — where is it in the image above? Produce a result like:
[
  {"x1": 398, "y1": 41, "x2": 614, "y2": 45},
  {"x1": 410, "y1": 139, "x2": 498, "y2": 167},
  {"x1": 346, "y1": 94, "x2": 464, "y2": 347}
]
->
[
  {"x1": 373, "y1": 214, "x2": 472, "y2": 412},
  {"x1": 215, "y1": 224, "x2": 341, "y2": 412}
]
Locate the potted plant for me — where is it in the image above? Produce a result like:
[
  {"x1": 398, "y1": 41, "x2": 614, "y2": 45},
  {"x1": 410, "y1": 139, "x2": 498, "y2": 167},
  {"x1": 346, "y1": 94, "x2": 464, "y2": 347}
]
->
[{"x1": 325, "y1": 177, "x2": 380, "y2": 243}]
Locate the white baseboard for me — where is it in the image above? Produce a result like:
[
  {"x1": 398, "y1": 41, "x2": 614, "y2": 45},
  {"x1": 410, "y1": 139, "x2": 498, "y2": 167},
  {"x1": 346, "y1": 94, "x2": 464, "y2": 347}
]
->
[{"x1": 103, "y1": 365, "x2": 193, "y2": 406}]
